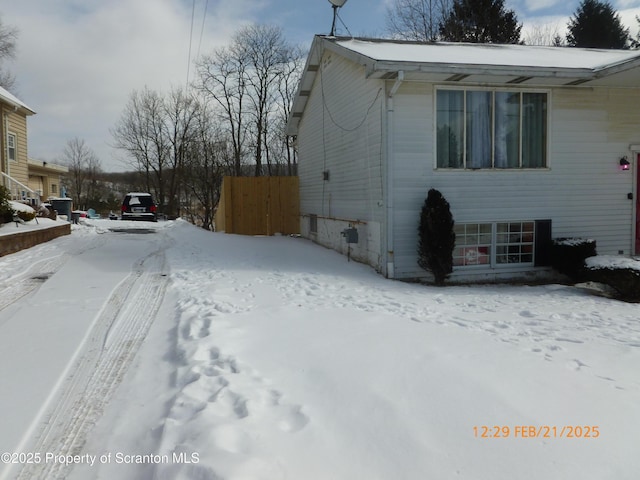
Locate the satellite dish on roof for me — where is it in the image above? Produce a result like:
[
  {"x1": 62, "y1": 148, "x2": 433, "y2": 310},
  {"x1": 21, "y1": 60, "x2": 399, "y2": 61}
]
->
[{"x1": 328, "y1": 0, "x2": 348, "y2": 36}]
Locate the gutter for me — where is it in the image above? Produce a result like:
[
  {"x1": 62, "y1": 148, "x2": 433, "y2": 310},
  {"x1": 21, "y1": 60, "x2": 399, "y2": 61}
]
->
[{"x1": 385, "y1": 70, "x2": 404, "y2": 278}]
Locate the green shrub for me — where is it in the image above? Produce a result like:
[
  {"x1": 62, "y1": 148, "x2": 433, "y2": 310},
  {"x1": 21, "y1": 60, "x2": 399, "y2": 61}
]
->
[
  {"x1": 417, "y1": 188, "x2": 456, "y2": 285},
  {"x1": 0, "y1": 186, "x2": 12, "y2": 224},
  {"x1": 17, "y1": 209, "x2": 36, "y2": 222},
  {"x1": 585, "y1": 256, "x2": 640, "y2": 302},
  {"x1": 551, "y1": 238, "x2": 597, "y2": 281}
]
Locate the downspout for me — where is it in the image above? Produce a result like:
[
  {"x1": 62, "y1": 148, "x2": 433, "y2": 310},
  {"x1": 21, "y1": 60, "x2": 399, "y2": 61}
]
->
[
  {"x1": 2, "y1": 108, "x2": 8, "y2": 183},
  {"x1": 385, "y1": 70, "x2": 404, "y2": 278}
]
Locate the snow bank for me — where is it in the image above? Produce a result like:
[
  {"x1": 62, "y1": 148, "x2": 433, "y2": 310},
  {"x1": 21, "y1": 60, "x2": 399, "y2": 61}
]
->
[
  {"x1": 9, "y1": 201, "x2": 35, "y2": 214},
  {"x1": 85, "y1": 222, "x2": 640, "y2": 479},
  {"x1": 586, "y1": 255, "x2": 640, "y2": 271},
  {"x1": 2, "y1": 220, "x2": 638, "y2": 480}
]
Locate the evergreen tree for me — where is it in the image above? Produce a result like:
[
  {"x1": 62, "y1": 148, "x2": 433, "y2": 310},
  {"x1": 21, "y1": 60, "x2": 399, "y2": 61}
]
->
[
  {"x1": 566, "y1": 0, "x2": 629, "y2": 49},
  {"x1": 417, "y1": 189, "x2": 455, "y2": 286},
  {"x1": 633, "y1": 16, "x2": 640, "y2": 48},
  {"x1": 439, "y1": 0, "x2": 522, "y2": 44}
]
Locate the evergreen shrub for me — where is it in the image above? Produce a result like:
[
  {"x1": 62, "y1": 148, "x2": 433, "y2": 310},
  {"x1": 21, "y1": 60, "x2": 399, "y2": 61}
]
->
[
  {"x1": 417, "y1": 189, "x2": 456, "y2": 285},
  {"x1": 0, "y1": 186, "x2": 12, "y2": 224},
  {"x1": 551, "y1": 238, "x2": 597, "y2": 280},
  {"x1": 585, "y1": 261, "x2": 640, "y2": 302}
]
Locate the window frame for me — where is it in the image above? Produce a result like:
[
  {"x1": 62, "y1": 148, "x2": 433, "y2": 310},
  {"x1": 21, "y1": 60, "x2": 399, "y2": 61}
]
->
[
  {"x1": 434, "y1": 86, "x2": 550, "y2": 171},
  {"x1": 453, "y1": 221, "x2": 536, "y2": 269},
  {"x1": 7, "y1": 132, "x2": 17, "y2": 162}
]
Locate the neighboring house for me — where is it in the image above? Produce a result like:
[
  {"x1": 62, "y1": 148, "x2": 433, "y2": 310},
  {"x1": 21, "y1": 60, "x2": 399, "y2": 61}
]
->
[
  {"x1": 288, "y1": 36, "x2": 640, "y2": 282},
  {"x1": 0, "y1": 85, "x2": 38, "y2": 204},
  {"x1": 27, "y1": 158, "x2": 68, "y2": 202}
]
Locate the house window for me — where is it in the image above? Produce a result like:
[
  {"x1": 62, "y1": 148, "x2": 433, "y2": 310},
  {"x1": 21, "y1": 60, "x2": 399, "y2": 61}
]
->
[
  {"x1": 454, "y1": 221, "x2": 536, "y2": 267},
  {"x1": 51, "y1": 184, "x2": 58, "y2": 194},
  {"x1": 7, "y1": 133, "x2": 16, "y2": 162},
  {"x1": 309, "y1": 214, "x2": 317, "y2": 234},
  {"x1": 495, "y1": 221, "x2": 535, "y2": 264},
  {"x1": 436, "y1": 89, "x2": 547, "y2": 169},
  {"x1": 453, "y1": 223, "x2": 492, "y2": 266}
]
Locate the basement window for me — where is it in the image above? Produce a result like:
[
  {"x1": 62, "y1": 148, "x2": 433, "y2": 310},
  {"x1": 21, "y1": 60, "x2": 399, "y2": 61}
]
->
[{"x1": 454, "y1": 221, "x2": 536, "y2": 268}]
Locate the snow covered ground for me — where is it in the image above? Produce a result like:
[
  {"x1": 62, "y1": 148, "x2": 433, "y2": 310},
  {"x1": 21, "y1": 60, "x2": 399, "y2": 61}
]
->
[{"x1": 1, "y1": 219, "x2": 639, "y2": 479}]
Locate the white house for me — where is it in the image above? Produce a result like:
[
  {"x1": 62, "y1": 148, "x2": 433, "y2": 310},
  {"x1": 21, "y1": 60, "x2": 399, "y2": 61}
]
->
[{"x1": 287, "y1": 36, "x2": 640, "y2": 283}]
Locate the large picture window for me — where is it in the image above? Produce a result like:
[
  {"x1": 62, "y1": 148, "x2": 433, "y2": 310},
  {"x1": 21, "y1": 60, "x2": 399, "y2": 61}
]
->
[{"x1": 437, "y1": 89, "x2": 547, "y2": 169}]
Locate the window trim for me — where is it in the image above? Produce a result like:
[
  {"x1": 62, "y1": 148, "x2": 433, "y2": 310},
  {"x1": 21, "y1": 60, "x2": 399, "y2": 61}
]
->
[
  {"x1": 309, "y1": 214, "x2": 318, "y2": 234},
  {"x1": 434, "y1": 86, "x2": 551, "y2": 171},
  {"x1": 7, "y1": 132, "x2": 17, "y2": 162},
  {"x1": 453, "y1": 221, "x2": 536, "y2": 269}
]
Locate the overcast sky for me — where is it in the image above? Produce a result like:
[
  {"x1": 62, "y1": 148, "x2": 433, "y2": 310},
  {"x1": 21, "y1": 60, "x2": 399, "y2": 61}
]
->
[{"x1": 2, "y1": 0, "x2": 640, "y2": 172}]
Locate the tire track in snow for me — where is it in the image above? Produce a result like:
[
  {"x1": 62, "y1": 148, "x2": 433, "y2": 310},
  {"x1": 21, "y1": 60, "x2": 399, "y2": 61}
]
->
[
  {"x1": 0, "y1": 231, "x2": 107, "y2": 316},
  {"x1": 13, "y1": 241, "x2": 171, "y2": 480},
  {"x1": 0, "y1": 254, "x2": 68, "y2": 314}
]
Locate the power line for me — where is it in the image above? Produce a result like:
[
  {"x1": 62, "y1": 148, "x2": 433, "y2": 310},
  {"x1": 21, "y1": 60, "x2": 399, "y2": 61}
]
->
[
  {"x1": 196, "y1": 0, "x2": 209, "y2": 60},
  {"x1": 186, "y1": 0, "x2": 196, "y2": 90}
]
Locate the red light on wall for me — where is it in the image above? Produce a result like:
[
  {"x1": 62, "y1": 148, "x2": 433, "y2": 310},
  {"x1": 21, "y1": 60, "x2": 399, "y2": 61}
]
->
[{"x1": 620, "y1": 157, "x2": 630, "y2": 170}]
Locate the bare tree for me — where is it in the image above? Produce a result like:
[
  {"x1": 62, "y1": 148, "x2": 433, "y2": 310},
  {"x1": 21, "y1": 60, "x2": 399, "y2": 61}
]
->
[
  {"x1": 237, "y1": 24, "x2": 290, "y2": 176},
  {"x1": 112, "y1": 87, "x2": 166, "y2": 198},
  {"x1": 386, "y1": 0, "x2": 453, "y2": 41},
  {"x1": 60, "y1": 138, "x2": 102, "y2": 210},
  {"x1": 182, "y1": 107, "x2": 228, "y2": 230},
  {"x1": 196, "y1": 24, "x2": 302, "y2": 177},
  {"x1": 271, "y1": 44, "x2": 305, "y2": 176},
  {"x1": 0, "y1": 14, "x2": 18, "y2": 91},
  {"x1": 196, "y1": 43, "x2": 248, "y2": 176},
  {"x1": 112, "y1": 87, "x2": 204, "y2": 218},
  {"x1": 523, "y1": 23, "x2": 565, "y2": 46},
  {"x1": 112, "y1": 88, "x2": 165, "y2": 214},
  {"x1": 163, "y1": 88, "x2": 200, "y2": 216}
]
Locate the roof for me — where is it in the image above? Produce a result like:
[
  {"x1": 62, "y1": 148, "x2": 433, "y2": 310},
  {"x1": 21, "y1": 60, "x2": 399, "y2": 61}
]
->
[
  {"x1": 287, "y1": 35, "x2": 640, "y2": 135},
  {"x1": 27, "y1": 159, "x2": 68, "y2": 173},
  {"x1": 0, "y1": 85, "x2": 36, "y2": 115},
  {"x1": 336, "y1": 38, "x2": 640, "y2": 71}
]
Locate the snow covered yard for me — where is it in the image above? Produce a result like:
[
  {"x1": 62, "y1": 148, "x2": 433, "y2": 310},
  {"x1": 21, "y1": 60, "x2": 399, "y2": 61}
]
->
[{"x1": 1, "y1": 220, "x2": 639, "y2": 479}]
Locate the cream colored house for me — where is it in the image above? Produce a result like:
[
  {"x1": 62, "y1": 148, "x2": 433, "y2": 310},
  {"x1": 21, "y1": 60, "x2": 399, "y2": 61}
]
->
[
  {"x1": 28, "y1": 159, "x2": 68, "y2": 201},
  {"x1": 1, "y1": 86, "x2": 67, "y2": 206},
  {"x1": 1, "y1": 85, "x2": 38, "y2": 204}
]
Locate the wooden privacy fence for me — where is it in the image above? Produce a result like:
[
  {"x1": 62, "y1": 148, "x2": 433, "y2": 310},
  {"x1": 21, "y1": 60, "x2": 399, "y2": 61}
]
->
[{"x1": 214, "y1": 176, "x2": 300, "y2": 235}]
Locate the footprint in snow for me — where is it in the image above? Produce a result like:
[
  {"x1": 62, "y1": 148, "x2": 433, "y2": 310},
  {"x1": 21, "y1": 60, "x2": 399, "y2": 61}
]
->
[
  {"x1": 210, "y1": 424, "x2": 251, "y2": 454},
  {"x1": 555, "y1": 337, "x2": 585, "y2": 344},
  {"x1": 568, "y1": 359, "x2": 589, "y2": 371},
  {"x1": 277, "y1": 405, "x2": 309, "y2": 433}
]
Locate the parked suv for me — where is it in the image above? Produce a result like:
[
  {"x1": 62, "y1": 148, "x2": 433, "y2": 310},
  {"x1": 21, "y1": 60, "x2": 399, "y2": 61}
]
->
[{"x1": 121, "y1": 192, "x2": 157, "y2": 222}]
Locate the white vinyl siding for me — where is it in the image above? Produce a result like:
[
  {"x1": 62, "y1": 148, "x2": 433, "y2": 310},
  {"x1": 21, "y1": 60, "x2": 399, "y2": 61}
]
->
[
  {"x1": 391, "y1": 84, "x2": 638, "y2": 280},
  {"x1": 297, "y1": 51, "x2": 386, "y2": 268},
  {"x1": 298, "y1": 53, "x2": 384, "y2": 222}
]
